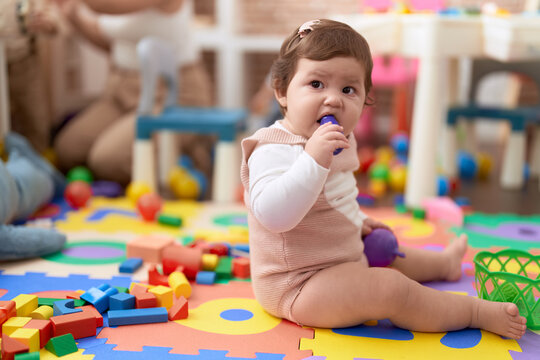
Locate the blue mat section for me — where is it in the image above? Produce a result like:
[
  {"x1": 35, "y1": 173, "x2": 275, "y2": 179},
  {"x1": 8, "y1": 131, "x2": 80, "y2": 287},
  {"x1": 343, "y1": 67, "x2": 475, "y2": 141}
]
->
[{"x1": 0, "y1": 271, "x2": 132, "y2": 300}]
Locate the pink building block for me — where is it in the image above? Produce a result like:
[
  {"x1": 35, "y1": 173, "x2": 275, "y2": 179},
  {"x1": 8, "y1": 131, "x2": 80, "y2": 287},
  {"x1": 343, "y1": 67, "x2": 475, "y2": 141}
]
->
[
  {"x1": 422, "y1": 197, "x2": 464, "y2": 227},
  {"x1": 126, "y1": 235, "x2": 175, "y2": 263}
]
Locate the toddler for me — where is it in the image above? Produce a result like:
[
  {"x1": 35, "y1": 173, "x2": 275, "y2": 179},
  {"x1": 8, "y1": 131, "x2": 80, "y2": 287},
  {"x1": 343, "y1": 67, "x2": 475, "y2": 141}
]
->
[{"x1": 240, "y1": 19, "x2": 526, "y2": 339}]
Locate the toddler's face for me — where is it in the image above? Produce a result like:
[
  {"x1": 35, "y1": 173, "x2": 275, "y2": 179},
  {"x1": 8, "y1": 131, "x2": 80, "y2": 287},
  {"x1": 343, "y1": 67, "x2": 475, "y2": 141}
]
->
[{"x1": 277, "y1": 56, "x2": 366, "y2": 139}]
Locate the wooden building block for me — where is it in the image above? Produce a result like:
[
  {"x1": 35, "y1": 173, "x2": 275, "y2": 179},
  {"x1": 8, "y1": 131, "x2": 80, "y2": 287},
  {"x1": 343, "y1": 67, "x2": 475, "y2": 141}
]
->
[
  {"x1": 2, "y1": 317, "x2": 32, "y2": 336},
  {"x1": 168, "y1": 296, "x2": 188, "y2": 321},
  {"x1": 148, "y1": 286, "x2": 173, "y2": 310},
  {"x1": 29, "y1": 306, "x2": 54, "y2": 320},
  {"x1": 50, "y1": 311, "x2": 96, "y2": 339},
  {"x1": 12, "y1": 295, "x2": 38, "y2": 317},
  {"x1": 108, "y1": 307, "x2": 168, "y2": 326},
  {"x1": 10, "y1": 328, "x2": 39, "y2": 352},
  {"x1": 23, "y1": 319, "x2": 52, "y2": 348},
  {"x1": 126, "y1": 235, "x2": 175, "y2": 263},
  {"x1": 168, "y1": 271, "x2": 192, "y2": 298},
  {"x1": 45, "y1": 334, "x2": 78, "y2": 357},
  {"x1": 1, "y1": 333, "x2": 29, "y2": 360}
]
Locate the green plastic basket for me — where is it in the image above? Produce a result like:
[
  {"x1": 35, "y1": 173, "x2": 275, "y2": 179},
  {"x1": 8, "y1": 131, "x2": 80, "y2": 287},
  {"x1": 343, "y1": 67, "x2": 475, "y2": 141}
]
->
[{"x1": 474, "y1": 249, "x2": 540, "y2": 330}]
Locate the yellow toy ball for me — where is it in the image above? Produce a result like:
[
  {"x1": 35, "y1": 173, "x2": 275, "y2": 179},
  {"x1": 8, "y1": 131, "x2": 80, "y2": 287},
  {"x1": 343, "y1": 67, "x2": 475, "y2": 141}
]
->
[
  {"x1": 369, "y1": 179, "x2": 387, "y2": 198},
  {"x1": 126, "y1": 181, "x2": 152, "y2": 203},
  {"x1": 476, "y1": 152, "x2": 493, "y2": 181},
  {"x1": 389, "y1": 165, "x2": 407, "y2": 193},
  {"x1": 375, "y1": 146, "x2": 395, "y2": 165},
  {"x1": 169, "y1": 166, "x2": 200, "y2": 200}
]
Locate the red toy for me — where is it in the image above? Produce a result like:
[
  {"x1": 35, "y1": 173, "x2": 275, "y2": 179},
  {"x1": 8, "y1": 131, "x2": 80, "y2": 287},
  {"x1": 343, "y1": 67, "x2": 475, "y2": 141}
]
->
[
  {"x1": 136, "y1": 193, "x2": 163, "y2": 221},
  {"x1": 64, "y1": 181, "x2": 92, "y2": 209}
]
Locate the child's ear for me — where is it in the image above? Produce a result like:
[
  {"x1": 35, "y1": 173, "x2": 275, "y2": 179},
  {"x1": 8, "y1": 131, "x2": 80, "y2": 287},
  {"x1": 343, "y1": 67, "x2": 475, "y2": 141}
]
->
[{"x1": 274, "y1": 89, "x2": 287, "y2": 108}]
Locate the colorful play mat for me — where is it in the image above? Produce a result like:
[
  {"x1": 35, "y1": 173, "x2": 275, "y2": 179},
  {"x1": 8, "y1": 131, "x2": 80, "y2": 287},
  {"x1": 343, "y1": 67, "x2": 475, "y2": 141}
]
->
[{"x1": 1, "y1": 196, "x2": 539, "y2": 359}]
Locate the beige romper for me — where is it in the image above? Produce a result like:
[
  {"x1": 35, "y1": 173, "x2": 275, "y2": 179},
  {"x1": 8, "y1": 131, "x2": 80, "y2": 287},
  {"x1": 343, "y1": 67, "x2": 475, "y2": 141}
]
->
[{"x1": 241, "y1": 127, "x2": 366, "y2": 322}]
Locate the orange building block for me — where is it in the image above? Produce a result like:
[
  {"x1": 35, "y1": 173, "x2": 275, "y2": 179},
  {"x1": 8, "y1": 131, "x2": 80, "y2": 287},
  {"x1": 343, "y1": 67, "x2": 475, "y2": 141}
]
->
[
  {"x1": 50, "y1": 311, "x2": 96, "y2": 339},
  {"x1": 135, "y1": 292, "x2": 158, "y2": 309},
  {"x1": 23, "y1": 319, "x2": 52, "y2": 348},
  {"x1": 168, "y1": 296, "x2": 188, "y2": 321},
  {"x1": 126, "y1": 234, "x2": 175, "y2": 263}
]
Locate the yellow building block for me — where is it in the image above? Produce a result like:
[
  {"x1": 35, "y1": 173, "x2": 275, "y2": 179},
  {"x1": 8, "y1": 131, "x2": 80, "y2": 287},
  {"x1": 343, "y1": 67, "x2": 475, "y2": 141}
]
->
[
  {"x1": 202, "y1": 253, "x2": 219, "y2": 271},
  {"x1": 12, "y1": 294, "x2": 38, "y2": 317},
  {"x1": 168, "y1": 271, "x2": 192, "y2": 298},
  {"x1": 149, "y1": 285, "x2": 173, "y2": 309},
  {"x1": 11, "y1": 328, "x2": 40, "y2": 352},
  {"x1": 30, "y1": 305, "x2": 54, "y2": 320},
  {"x1": 2, "y1": 316, "x2": 32, "y2": 336}
]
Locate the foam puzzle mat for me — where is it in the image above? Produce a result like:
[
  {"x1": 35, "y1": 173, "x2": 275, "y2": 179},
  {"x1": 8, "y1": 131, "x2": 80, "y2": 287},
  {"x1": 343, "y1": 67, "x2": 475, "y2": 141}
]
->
[{"x1": 1, "y1": 196, "x2": 539, "y2": 359}]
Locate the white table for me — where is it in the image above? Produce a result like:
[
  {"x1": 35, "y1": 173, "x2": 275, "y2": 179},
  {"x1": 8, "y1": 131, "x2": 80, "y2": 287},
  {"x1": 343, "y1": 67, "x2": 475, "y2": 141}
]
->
[{"x1": 337, "y1": 13, "x2": 540, "y2": 206}]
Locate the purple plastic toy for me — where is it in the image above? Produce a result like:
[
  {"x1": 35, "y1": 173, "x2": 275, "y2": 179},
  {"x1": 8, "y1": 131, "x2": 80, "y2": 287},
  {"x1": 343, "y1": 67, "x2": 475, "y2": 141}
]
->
[
  {"x1": 363, "y1": 228, "x2": 405, "y2": 267},
  {"x1": 319, "y1": 115, "x2": 342, "y2": 155}
]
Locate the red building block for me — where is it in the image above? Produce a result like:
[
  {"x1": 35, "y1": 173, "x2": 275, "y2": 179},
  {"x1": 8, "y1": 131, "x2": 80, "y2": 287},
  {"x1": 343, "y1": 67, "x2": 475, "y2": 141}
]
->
[
  {"x1": 23, "y1": 319, "x2": 52, "y2": 348},
  {"x1": 135, "y1": 292, "x2": 158, "y2": 309},
  {"x1": 77, "y1": 305, "x2": 103, "y2": 327},
  {"x1": 1, "y1": 333, "x2": 29, "y2": 360},
  {"x1": 50, "y1": 311, "x2": 96, "y2": 339},
  {"x1": 209, "y1": 243, "x2": 229, "y2": 256},
  {"x1": 162, "y1": 258, "x2": 184, "y2": 275},
  {"x1": 232, "y1": 257, "x2": 251, "y2": 279},
  {"x1": 148, "y1": 265, "x2": 170, "y2": 286},
  {"x1": 168, "y1": 296, "x2": 188, "y2": 321},
  {"x1": 162, "y1": 244, "x2": 202, "y2": 280}
]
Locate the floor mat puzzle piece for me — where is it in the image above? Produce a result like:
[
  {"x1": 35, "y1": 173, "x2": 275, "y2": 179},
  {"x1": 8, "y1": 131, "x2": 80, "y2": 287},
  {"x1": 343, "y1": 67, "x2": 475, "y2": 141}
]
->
[
  {"x1": 300, "y1": 323, "x2": 522, "y2": 360},
  {"x1": 2, "y1": 200, "x2": 540, "y2": 360},
  {"x1": 97, "y1": 282, "x2": 313, "y2": 359}
]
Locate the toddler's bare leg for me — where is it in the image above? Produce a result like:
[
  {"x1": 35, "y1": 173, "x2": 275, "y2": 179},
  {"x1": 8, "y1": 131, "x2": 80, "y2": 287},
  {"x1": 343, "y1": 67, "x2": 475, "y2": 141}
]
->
[
  {"x1": 391, "y1": 234, "x2": 468, "y2": 282},
  {"x1": 291, "y1": 261, "x2": 526, "y2": 339}
]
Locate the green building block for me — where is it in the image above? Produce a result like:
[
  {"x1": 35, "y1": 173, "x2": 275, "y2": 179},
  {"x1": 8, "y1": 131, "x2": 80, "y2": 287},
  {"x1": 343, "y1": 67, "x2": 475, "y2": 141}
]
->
[
  {"x1": 412, "y1": 208, "x2": 426, "y2": 220},
  {"x1": 114, "y1": 286, "x2": 129, "y2": 293},
  {"x1": 15, "y1": 352, "x2": 40, "y2": 360},
  {"x1": 395, "y1": 204, "x2": 408, "y2": 214},
  {"x1": 45, "y1": 334, "x2": 78, "y2": 357},
  {"x1": 215, "y1": 256, "x2": 233, "y2": 280},
  {"x1": 158, "y1": 214, "x2": 182, "y2": 227},
  {"x1": 38, "y1": 298, "x2": 85, "y2": 307}
]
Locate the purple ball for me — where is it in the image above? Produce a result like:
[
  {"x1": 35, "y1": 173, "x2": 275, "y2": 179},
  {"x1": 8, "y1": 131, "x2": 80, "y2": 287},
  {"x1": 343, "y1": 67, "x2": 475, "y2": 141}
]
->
[
  {"x1": 363, "y1": 228, "x2": 405, "y2": 267},
  {"x1": 319, "y1": 115, "x2": 343, "y2": 155}
]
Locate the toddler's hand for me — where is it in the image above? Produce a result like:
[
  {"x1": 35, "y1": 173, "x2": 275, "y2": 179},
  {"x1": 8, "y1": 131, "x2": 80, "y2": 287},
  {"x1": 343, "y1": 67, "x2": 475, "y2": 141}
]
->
[
  {"x1": 305, "y1": 123, "x2": 349, "y2": 168},
  {"x1": 361, "y1": 217, "x2": 392, "y2": 237}
]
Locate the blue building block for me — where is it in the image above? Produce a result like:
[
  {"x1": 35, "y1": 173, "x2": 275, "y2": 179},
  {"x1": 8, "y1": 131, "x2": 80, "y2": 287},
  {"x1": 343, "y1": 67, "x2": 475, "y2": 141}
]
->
[
  {"x1": 119, "y1": 258, "x2": 143, "y2": 273},
  {"x1": 53, "y1": 299, "x2": 83, "y2": 316},
  {"x1": 109, "y1": 292, "x2": 136, "y2": 310},
  {"x1": 80, "y1": 283, "x2": 118, "y2": 313},
  {"x1": 196, "y1": 271, "x2": 216, "y2": 285},
  {"x1": 108, "y1": 307, "x2": 168, "y2": 326}
]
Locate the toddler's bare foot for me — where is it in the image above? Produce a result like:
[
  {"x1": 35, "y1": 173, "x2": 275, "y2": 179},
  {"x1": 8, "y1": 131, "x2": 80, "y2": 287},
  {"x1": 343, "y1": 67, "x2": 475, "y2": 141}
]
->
[
  {"x1": 473, "y1": 300, "x2": 527, "y2": 339},
  {"x1": 443, "y1": 234, "x2": 468, "y2": 281}
]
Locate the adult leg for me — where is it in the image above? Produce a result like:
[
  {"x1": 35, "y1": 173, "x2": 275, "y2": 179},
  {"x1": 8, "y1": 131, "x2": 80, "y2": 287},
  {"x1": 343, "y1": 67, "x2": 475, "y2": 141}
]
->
[
  {"x1": 291, "y1": 261, "x2": 526, "y2": 339},
  {"x1": 391, "y1": 234, "x2": 468, "y2": 282},
  {"x1": 87, "y1": 113, "x2": 134, "y2": 185},
  {"x1": 9, "y1": 54, "x2": 51, "y2": 153},
  {"x1": 54, "y1": 97, "x2": 124, "y2": 173}
]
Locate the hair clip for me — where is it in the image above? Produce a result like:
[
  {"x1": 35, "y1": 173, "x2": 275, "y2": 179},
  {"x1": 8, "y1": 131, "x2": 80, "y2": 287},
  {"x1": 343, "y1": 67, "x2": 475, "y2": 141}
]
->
[{"x1": 298, "y1": 19, "x2": 321, "y2": 38}]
